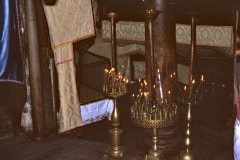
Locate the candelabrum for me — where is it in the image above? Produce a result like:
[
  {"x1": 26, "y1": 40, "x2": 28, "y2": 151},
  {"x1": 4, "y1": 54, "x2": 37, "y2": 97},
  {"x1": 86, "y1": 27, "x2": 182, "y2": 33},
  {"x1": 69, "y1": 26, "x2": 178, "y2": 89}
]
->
[
  {"x1": 177, "y1": 75, "x2": 205, "y2": 105},
  {"x1": 175, "y1": 74, "x2": 206, "y2": 160},
  {"x1": 102, "y1": 67, "x2": 128, "y2": 159},
  {"x1": 131, "y1": 77, "x2": 179, "y2": 160},
  {"x1": 129, "y1": 9, "x2": 180, "y2": 160},
  {"x1": 103, "y1": 67, "x2": 128, "y2": 97},
  {"x1": 177, "y1": 15, "x2": 206, "y2": 160}
]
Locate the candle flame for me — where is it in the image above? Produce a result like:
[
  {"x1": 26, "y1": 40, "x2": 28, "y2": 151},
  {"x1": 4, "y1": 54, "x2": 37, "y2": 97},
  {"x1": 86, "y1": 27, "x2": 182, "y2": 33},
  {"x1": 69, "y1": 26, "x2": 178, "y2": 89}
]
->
[
  {"x1": 201, "y1": 75, "x2": 204, "y2": 81},
  {"x1": 144, "y1": 92, "x2": 149, "y2": 97},
  {"x1": 192, "y1": 79, "x2": 195, "y2": 84},
  {"x1": 110, "y1": 68, "x2": 115, "y2": 72},
  {"x1": 144, "y1": 80, "x2": 147, "y2": 86}
]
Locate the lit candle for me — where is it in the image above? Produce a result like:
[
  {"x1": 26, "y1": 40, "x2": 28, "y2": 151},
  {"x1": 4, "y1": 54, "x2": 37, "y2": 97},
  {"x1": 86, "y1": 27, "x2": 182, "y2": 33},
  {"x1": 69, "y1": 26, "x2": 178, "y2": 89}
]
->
[
  {"x1": 144, "y1": 80, "x2": 147, "y2": 88},
  {"x1": 168, "y1": 90, "x2": 171, "y2": 104},
  {"x1": 123, "y1": 78, "x2": 126, "y2": 92},
  {"x1": 201, "y1": 74, "x2": 204, "y2": 82},
  {"x1": 157, "y1": 68, "x2": 161, "y2": 80},
  {"x1": 125, "y1": 78, "x2": 129, "y2": 92},
  {"x1": 196, "y1": 75, "x2": 204, "y2": 96},
  {"x1": 184, "y1": 85, "x2": 187, "y2": 92},
  {"x1": 137, "y1": 94, "x2": 140, "y2": 105},
  {"x1": 189, "y1": 79, "x2": 195, "y2": 99},
  {"x1": 173, "y1": 72, "x2": 180, "y2": 91},
  {"x1": 201, "y1": 75, "x2": 204, "y2": 97},
  {"x1": 144, "y1": 92, "x2": 149, "y2": 105},
  {"x1": 157, "y1": 68, "x2": 163, "y2": 102},
  {"x1": 153, "y1": 84, "x2": 156, "y2": 102},
  {"x1": 132, "y1": 94, "x2": 136, "y2": 106}
]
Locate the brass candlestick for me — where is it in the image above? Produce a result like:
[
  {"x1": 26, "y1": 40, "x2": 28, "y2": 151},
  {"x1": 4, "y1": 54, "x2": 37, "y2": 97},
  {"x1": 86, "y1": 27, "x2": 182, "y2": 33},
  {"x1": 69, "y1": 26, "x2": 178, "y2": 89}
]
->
[
  {"x1": 131, "y1": 82, "x2": 178, "y2": 160},
  {"x1": 176, "y1": 75, "x2": 205, "y2": 160},
  {"x1": 131, "y1": 9, "x2": 179, "y2": 160},
  {"x1": 102, "y1": 70, "x2": 128, "y2": 159},
  {"x1": 102, "y1": 12, "x2": 127, "y2": 159},
  {"x1": 107, "y1": 12, "x2": 118, "y2": 72},
  {"x1": 103, "y1": 78, "x2": 127, "y2": 159},
  {"x1": 177, "y1": 15, "x2": 205, "y2": 160},
  {"x1": 104, "y1": 95, "x2": 124, "y2": 158},
  {"x1": 144, "y1": 10, "x2": 162, "y2": 160},
  {"x1": 189, "y1": 16, "x2": 196, "y2": 84},
  {"x1": 179, "y1": 102, "x2": 194, "y2": 160}
]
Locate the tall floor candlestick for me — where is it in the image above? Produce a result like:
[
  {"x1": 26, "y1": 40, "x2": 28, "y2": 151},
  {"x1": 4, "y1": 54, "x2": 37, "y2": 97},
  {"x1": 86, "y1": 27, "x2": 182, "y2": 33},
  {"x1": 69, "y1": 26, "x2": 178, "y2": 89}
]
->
[
  {"x1": 144, "y1": 9, "x2": 164, "y2": 160},
  {"x1": 178, "y1": 15, "x2": 199, "y2": 160},
  {"x1": 179, "y1": 103, "x2": 194, "y2": 160},
  {"x1": 145, "y1": 9, "x2": 160, "y2": 104},
  {"x1": 189, "y1": 16, "x2": 196, "y2": 85},
  {"x1": 107, "y1": 12, "x2": 118, "y2": 73}
]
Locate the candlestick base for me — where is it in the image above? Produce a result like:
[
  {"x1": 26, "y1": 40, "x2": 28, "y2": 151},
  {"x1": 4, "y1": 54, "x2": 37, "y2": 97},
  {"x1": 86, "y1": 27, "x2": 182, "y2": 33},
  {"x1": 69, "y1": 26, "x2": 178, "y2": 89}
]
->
[
  {"x1": 145, "y1": 154, "x2": 164, "y2": 160},
  {"x1": 179, "y1": 150, "x2": 195, "y2": 160},
  {"x1": 102, "y1": 128, "x2": 124, "y2": 159}
]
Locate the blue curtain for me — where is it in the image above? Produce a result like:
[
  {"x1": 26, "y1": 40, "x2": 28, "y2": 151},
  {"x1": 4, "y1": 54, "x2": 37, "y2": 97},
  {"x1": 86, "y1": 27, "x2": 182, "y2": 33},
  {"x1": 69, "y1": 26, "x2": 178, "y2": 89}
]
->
[{"x1": 0, "y1": 0, "x2": 23, "y2": 84}]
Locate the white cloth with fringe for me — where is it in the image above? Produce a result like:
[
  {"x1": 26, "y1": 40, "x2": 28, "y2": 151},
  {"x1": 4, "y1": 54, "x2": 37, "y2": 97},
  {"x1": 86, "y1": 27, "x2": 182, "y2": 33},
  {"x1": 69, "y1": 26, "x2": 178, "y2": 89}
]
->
[{"x1": 43, "y1": 0, "x2": 95, "y2": 133}]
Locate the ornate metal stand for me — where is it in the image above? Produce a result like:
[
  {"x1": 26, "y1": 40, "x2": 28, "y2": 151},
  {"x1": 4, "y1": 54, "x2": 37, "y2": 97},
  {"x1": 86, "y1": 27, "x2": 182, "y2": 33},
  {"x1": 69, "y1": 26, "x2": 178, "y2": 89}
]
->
[
  {"x1": 131, "y1": 83, "x2": 178, "y2": 160},
  {"x1": 103, "y1": 95, "x2": 124, "y2": 158},
  {"x1": 107, "y1": 12, "x2": 118, "y2": 72},
  {"x1": 179, "y1": 102, "x2": 194, "y2": 160},
  {"x1": 177, "y1": 16, "x2": 205, "y2": 160},
  {"x1": 177, "y1": 75, "x2": 205, "y2": 160},
  {"x1": 130, "y1": 9, "x2": 179, "y2": 160},
  {"x1": 102, "y1": 12, "x2": 128, "y2": 159},
  {"x1": 102, "y1": 70, "x2": 127, "y2": 158}
]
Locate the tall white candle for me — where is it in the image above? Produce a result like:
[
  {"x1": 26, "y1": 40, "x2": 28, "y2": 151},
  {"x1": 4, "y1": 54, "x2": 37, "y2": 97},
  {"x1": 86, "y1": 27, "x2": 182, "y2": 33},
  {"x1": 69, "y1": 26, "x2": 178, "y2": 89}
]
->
[
  {"x1": 168, "y1": 90, "x2": 171, "y2": 104},
  {"x1": 157, "y1": 68, "x2": 163, "y2": 102}
]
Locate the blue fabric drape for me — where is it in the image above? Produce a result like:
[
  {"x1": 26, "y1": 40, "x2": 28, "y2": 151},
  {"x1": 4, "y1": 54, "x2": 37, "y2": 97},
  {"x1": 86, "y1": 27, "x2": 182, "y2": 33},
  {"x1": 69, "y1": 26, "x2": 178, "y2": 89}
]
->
[{"x1": 0, "y1": 0, "x2": 23, "y2": 84}]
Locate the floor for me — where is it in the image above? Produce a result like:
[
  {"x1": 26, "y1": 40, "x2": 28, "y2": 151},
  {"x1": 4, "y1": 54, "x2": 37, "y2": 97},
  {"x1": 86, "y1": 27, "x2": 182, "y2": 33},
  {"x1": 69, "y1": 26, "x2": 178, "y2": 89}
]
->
[
  {"x1": 79, "y1": 81, "x2": 234, "y2": 160},
  {"x1": 0, "y1": 80, "x2": 235, "y2": 160}
]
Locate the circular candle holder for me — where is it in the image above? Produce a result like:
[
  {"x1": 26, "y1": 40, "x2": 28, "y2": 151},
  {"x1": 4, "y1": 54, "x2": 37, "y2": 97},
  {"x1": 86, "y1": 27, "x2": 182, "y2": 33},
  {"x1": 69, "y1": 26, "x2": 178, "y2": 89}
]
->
[
  {"x1": 176, "y1": 78, "x2": 206, "y2": 160},
  {"x1": 129, "y1": 8, "x2": 180, "y2": 160},
  {"x1": 131, "y1": 101, "x2": 179, "y2": 160}
]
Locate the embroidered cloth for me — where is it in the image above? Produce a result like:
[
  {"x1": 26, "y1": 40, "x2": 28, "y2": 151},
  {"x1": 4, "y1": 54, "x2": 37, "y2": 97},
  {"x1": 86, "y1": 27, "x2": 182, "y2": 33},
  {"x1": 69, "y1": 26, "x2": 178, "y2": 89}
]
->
[{"x1": 43, "y1": 0, "x2": 95, "y2": 133}]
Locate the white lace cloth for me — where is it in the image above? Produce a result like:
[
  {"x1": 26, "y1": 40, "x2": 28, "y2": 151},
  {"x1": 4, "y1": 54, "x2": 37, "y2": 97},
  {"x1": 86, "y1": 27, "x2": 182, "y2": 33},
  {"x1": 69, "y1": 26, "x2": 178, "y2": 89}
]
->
[
  {"x1": 80, "y1": 99, "x2": 114, "y2": 125},
  {"x1": 21, "y1": 99, "x2": 114, "y2": 133}
]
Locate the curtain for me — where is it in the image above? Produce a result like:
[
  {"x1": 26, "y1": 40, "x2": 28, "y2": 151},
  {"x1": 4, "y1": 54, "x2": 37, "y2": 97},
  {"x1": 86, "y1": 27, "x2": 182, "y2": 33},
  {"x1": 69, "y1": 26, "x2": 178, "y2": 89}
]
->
[
  {"x1": 0, "y1": 0, "x2": 23, "y2": 84},
  {"x1": 43, "y1": 0, "x2": 95, "y2": 133}
]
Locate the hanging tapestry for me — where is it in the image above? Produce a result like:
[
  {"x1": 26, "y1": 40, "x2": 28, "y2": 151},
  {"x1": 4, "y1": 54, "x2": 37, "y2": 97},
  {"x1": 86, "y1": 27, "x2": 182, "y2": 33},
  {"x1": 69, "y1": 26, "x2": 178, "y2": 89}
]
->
[{"x1": 43, "y1": 0, "x2": 95, "y2": 133}]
